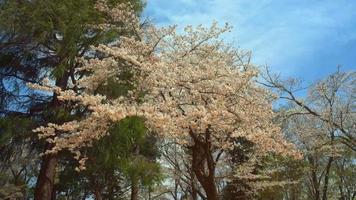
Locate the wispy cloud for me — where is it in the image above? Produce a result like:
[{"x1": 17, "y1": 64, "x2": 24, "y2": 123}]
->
[{"x1": 144, "y1": 0, "x2": 356, "y2": 81}]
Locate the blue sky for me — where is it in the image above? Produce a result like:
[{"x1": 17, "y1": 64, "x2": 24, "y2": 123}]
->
[{"x1": 143, "y1": 0, "x2": 356, "y2": 83}]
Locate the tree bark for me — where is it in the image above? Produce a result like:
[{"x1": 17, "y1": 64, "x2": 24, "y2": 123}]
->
[
  {"x1": 34, "y1": 72, "x2": 70, "y2": 200},
  {"x1": 94, "y1": 187, "x2": 103, "y2": 200},
  {"x1": 308, "y1": 155, "x2": 320, "y2": 200},
  {"x1": 131, "y1": 178, "x2": 139, "y2": 200},
  {"x1": 34, "y1": 143, "x2": 58, "y2": 200},
  {"x1": 190, "y1": 170, "x2": 198, "y2": 200},
  {"x1": 200, "y1": 177, "x2": 218, "y2": 200},
  {"x1": 321, "y1": 157, "x2": 333, "y2": 200},
  {"x1": 131, "y1": 145, "x2": 140, "y2": 200},
  {"x1": 190, "y1": 128, "x2": 219, "y2": 200}
]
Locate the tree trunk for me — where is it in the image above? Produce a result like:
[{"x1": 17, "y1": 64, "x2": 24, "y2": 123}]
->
[
  {"x1": 338, "y1": 185, "x2": 345, "y2": 200},
  {"x1": 200, "y1": 177, "x2": 218, "y2": 200},
  {"x1": 94, "y1": 187, "x2": 103, "y2": 200},
  {"x1": 51, "y1": 183, "x2": 56, "y2": 200},
  {"x1": 130, "y1": 145, "x2": 140, "y2": 200},
  {"x1": 131, "y1": 179, "x2": 139, "y2": 200},
  {"x1": 321, "y1": 157, "x2": 333, "y2": 200},
  {"x1": 34, "y1": 72, "x2": 70, "y2": 200},
  {"x1": 190, "y1": 171, "x2": 198, "y2": 200},
  {"x1": 190, "y1": 128, "x2": 219, "y2": 200},
  {"x1": 308, "y1": 156, "x2": 320, "y2": 200},
  {"x1": 34, "y1": 143, "x2": 58, "y2": 200}
]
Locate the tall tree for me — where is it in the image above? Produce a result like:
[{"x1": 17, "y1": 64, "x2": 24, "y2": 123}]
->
[
  {"x1": 0, "y1": 0, "x2": 145, "y2": 199},
  {"x1": 31, "y1": 23, "x2": 300, "y2": 200},
  {"x1": 261, "y1": 68, "x2": 356, "y2": 200},
  {"x1": 55, "y1": 116, "x2": 161, "y2": 200}
]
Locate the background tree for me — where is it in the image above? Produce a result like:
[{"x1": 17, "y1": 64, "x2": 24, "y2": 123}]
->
[
  {"x1": 0, "y1": 113, "x2": 39, "y2": 198},
  {"x1": 55, "y1": 116, "x2": 161, "y2": 200},
  {"x1": 261, "y1": 68, "x2": 356, "y2": 200}
]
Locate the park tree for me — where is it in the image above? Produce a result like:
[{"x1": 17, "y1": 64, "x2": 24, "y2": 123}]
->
[
  {"x1": 333, "y1": 148, "x2": 356, "y2": 200},
  {"x1": 261, "y1": 68, "x2": 356, "y2": 200},
  {"x1": 0, "y1": 116, "x2": 38, "y2": 199},
  {"x1": 55, "y1": 116, "x2": 161, "y2": 200},
  {"x1": 5, "y1": 1, "x2": 353, "y2": 199},
  {"x1": 30, "y1": 18, "x2": 300, "y2": 199},
  {"x1": 159, "y1": 139, "x2": 206, "y2": 200},
  {"x1": 0, "y1": 0, "x2": 145, "y2": 199},
  {"x1": 261, "y1": 68, "x2": 355, "y2": 152}
]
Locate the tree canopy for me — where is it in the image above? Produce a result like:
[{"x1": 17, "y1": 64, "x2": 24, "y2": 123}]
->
[{"x1": 0, "y1": 0, "x2": 355, "y2": 200}]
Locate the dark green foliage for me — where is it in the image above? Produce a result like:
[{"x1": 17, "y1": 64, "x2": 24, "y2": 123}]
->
[
  {"x1": 0, "y1": 116, "x2": 38, "y2": 199},
  {"x1": 96, "y1": 71, "x2": 135, "y2": 99},
  {"x1": 222, "y1": 137, "x2": 255, "y2": 199},
  {"x1": 228, "y1": 137, "x2": 254, "y2": 165},
  {"x1": 109, "y1": 117, "x2": 162, "y2": 186},
  {"x1": 1, "y1": 0, "x2": 98, "y2": 79},
  {"x1": 0, "y1": 116, "x2": 36, "y2": 165},
  {"x1": 0, "y1": 0, "x2": 146, "y2": 199},
  {"x1": 222, "y1": 137, "x2": 306, "y2": 200},
  {"x1": 256, "y1": 155, "x2": 306, "y2": 200},
  {"x1": 221, "y1": 180, "x2": 252, "y2": 200},
  {"x1": 222, "y1": 155, "x2": 306, "y2": 200},
  {"x1": 55, "y1": 116, "x2": 161, "y2": 199}
]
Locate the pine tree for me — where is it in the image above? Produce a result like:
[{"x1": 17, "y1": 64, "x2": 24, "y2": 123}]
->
[{"x1": 0, "y1": 0, "x2": 145, "y2": 199}]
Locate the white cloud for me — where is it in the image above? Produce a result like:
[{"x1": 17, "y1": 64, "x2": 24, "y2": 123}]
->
[{"x1": 145, "y1": 0, "x2": 356, "y2": 77}]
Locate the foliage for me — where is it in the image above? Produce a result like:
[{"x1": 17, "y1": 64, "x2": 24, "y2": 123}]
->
[
  {"x1": 55, "y1": 116, "x2": 161, "y2": 199},
  {"x1": 0, "y1": 0, "x2": 354, "y2": 199}
]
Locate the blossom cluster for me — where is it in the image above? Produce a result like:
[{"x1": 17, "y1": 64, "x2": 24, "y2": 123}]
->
[{"x1": 30, "y1": 1, "x2": 300, "y2": 170}]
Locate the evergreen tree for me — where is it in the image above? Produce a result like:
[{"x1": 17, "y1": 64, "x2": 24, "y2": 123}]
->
[
  {"x1": 56, "y1": 117, "x2": 161, "y2": 200},
  {"x1": 0, "y1": 0, "x2": 145, "y2": 199}
]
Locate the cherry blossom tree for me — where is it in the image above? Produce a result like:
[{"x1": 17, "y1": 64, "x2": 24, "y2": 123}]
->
[
  {"x1": 262, "y1": 68, "x2": 356, "y2": 200},
  {"x1": 30, "y1": 6, "x2": 300, "y2": 199}
]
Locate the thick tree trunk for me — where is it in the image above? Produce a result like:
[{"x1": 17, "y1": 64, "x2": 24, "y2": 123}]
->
[
  {"x1": 34, "y1": 143, "x2": 58, "y2": 200},
  {"x1": 200, "y1": 177, "x2": 218, "y2": 200},
  {"x1": 131, "y1": 145, "x2": 140, "y2": 200},
  {"x1": 190, "y1": 171, "x2": 198, "y2": 200},
  {"x1": 131, "y1": 179, "x2": 139, "y2": 200},
  {"x1": 51, "y1": 184, "x2": 56, "y2": 200},
  {"x1": 34, "y1": 72, "x2": 70, "y2": 200},
  {"x1": 190, "y1": 128, "x2": 219, "y2": 200},
  {"x1": 94, "y1": 187, "x2": 103, "y2": 200}
]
